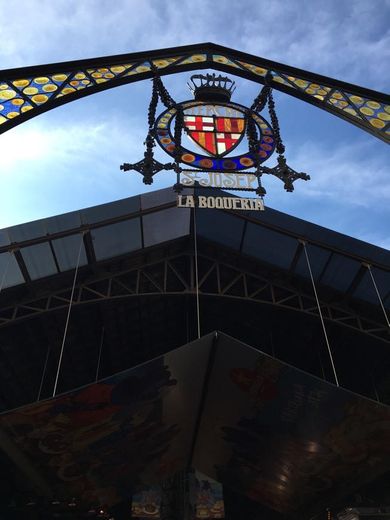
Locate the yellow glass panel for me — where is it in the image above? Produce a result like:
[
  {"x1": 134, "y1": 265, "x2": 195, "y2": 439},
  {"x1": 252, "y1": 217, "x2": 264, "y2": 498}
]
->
[
  {"x1": 61, "y1": 87, "x2": 76, "y2": 95},
  {"x1": 179, "y1": 55, "x2": 206, "y2": 65},
  {"x1": 42, "y1": 84, "x2": 58, "y2": 92},
  {"x1": 135, "y1": 65, "x2": 151, "y2": 72},
  {"x1": 31, "y1": 94, "x2": 49, "y2": 103},
  {"x1": 12, "y1": 79, "x2": 30, "y2": 88},
  {"x1": 0, "y1": 89, "x2": 16, "y2": 100},
  {"x1": 360, "y1": 107, "x2": 374, "y2": 116},
  {"x1": 52, "y1": 74, "x2": 68, "y2": 82},
  {"x1": 110, "y1": 66, "x2": 126, "y2": 73},
  {"x1": 295, "y1": 79, "x2": 308, "y2": 87},
  {"x1": 366, "y1": 101, "x2": 380, "y2": 109},
  {"x1": 370, "y1": 118, "x2": 385, "y2": 128},
  {"x1": 34, "y1": 77, "x2": 49, "y2": 84},
  {"x1": 349, "y1": 95, "x2": 364, "y2": 105},
  {"x1": 377, "y1": 112, "x2": 390, "y2": 121},
  {"x1": 152, "y1": 57, "x2": 180, "y2": 68},
  {"x1": 344, "y1": 108, "x2": 358, "y2": 116},
  {"x1": 23, "y1": 87, "x2": 38, "y2": 95}
]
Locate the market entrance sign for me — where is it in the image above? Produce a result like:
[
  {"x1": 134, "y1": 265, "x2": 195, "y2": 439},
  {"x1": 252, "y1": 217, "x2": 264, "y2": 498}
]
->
[
  {"x1": 177, "y1": 194, "x2": 264, "y2": 211},
  {"x1": 121, "y1": 73, "x2": 309, "y2": 209}
]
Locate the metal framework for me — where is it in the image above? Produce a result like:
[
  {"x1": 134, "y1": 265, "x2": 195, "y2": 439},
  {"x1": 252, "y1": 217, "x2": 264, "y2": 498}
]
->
[
  {"x1": 1, "y1": 249, "x2": 388, "y2": 343},
  {"x1": 0, "y1": 43, "x2": 389, "y2": 142}
]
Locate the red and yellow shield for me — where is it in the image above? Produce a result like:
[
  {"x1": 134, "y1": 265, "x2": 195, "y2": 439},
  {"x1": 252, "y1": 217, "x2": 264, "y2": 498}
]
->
[{"x1": 184, "y1": 115, "x2": 246, "y2": 157}]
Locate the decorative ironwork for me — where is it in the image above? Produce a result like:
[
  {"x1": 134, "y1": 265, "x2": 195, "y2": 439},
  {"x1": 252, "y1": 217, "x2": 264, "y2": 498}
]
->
[
  {"x1": 121, "y1": 72, "x2": 309, "y2": 199},
  {"x1": 0, "y1": 44, "x2": 388, "y2": 142},
  {"x1": 188, "y1": 72, "x2": 236, "y2": 102}
]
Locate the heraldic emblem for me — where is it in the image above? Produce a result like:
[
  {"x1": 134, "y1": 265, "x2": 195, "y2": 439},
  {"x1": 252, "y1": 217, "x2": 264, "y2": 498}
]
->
[{"x1": 121, "y1": 72, "x2": 310, "y2": 201}]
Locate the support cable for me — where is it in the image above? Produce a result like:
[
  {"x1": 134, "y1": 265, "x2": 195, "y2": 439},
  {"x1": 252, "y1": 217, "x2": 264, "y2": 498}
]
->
[
  {"x1": 95, "y1": 326, "x2": 105, "y2": 383},
  {"x1": 193, "y1": 206, "x2": 201, "y2": 339},
  {"x1": 302, "y1": 241, "x2": 339, "y2": 387},
  {"x1": 366, "y1": 264, "x2": 390, "y2": 328},
  {"x1": 52, "y1": 233, "x2": 84, "y2": 397},
  {"x1": 37, "y1": 345, "x2": 51, "y2": 401},
  {"x1": 0, "y1": 251, "x2": 11, "y2": 293}
]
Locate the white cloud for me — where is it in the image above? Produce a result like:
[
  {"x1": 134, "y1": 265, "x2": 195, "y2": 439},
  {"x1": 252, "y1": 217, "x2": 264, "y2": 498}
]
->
[
  {"x1": 286, "y1": 139, "x2": 390, "y2": 208},
  {"x1": 0, "y1": 0, "x2": 388, "y2": 91},
  {"x1": 0, "y1": 0, "x2": 388, "y2": 248}
]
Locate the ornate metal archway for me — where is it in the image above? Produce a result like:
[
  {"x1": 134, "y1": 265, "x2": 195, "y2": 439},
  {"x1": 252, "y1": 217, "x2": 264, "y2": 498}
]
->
[{"x1": 0, "y1": 42, "x2": 389, "y2": 142}]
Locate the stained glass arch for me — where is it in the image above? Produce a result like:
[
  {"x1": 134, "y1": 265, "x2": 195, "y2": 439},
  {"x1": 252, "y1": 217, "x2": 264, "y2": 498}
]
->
[{"x1": 0, "y1": 42, "x2": 389, "y2": 142}]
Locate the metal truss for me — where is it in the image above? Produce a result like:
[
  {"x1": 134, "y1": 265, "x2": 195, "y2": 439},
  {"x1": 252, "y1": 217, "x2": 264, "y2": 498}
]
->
[
  {"x1": 0, "y1": 43, "x2": 389, "y2": 142},
  {"x1": 0, "y1": 251, "x2": 388, "y2": 343}
]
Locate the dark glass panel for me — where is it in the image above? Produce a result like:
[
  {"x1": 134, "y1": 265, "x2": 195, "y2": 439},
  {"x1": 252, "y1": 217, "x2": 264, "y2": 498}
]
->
[
  {"x1": 92, "y1": 218, "x2": 142, "y2": 260},
  {"x1": 143, "y1": 208, "x2": 190, "y2": 248},
  {"x1": 196, "y1": 209, "x2": 245, "y2": 250},
  {"x1": 0, "y1": 252, "x2": 25, "y2": 288},
  {"x1": 20, "y1": 242, "x2": 58, "y2": 280},
  {"x1": 81, "y1": 196, "x2": 140, "y2": 225},
  {"x1": 52, "y1": 234, "x2": 88, "y2": 271},
  {"x1": 242, "y1": 223, "x2": 298, "y2": 270}
]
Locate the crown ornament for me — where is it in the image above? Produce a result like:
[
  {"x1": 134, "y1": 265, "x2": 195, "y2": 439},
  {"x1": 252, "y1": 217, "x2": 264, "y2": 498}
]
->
[{"x1": 187, "y1": 73, "x2": 236, "y2": 102}]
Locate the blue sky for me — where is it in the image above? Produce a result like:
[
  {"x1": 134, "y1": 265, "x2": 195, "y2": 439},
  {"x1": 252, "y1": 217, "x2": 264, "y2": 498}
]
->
[{"x1": 0, "y1": 0, "x2": 389, "y2": 248}]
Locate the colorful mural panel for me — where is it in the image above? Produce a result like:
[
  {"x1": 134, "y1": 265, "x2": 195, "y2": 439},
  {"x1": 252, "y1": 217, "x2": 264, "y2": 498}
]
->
[
  {"x1": 0, "y1": 335, "x2": 212, "y2": 508},
  {"x1": 190, "y1": 470, "x2": 225, "y2": 519},
  {"x1": 194, "y1": 334, "x2": 390, "y2": 515},
  {"x1": 132, "y1": 485, "x2": 162, "y2": 518}
]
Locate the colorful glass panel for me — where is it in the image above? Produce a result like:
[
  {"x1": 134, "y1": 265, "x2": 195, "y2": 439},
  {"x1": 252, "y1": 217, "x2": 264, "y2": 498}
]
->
[
  {"x1": 237, "y1": 60, "x2": 269, "y2": 77},
  {"x1": 176, "y1": 54, "x2": 207, "y2": 65},
  {"x1": 212, "y1": 55, "x2": 241, "y2": 68},
  {"x1": 155, "y1": 100, "x2": 275, "y2": 170},
  {"x1": 0, "y1": 48, "x2": 387, "y2": 143},
  {"x1": 152, "y1": 56, "x2": 182, "y2": 69},
  {"x1": 183, "y1": 115, "x2": 245, "y2": 157}
]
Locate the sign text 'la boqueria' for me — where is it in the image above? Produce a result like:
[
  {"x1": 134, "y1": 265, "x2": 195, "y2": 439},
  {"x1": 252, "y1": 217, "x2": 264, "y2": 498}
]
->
[{"x1": 177, "y1": 195, "x2": 264, "y2": 211}]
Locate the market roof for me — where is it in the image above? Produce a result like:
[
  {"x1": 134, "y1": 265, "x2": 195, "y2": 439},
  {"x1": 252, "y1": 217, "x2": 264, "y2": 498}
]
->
[
  {"x1": 1, "y1": 187, "x2": 389, "y2": 311},
  {"x1": 0, "y1": 43, "x2": 389, "y2": 142}
]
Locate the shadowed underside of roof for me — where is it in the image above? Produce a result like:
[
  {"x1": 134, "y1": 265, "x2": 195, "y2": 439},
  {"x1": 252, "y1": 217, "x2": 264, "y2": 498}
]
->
[
  {"x1": 0, "y1": 187, "x2": 389, "y2": 413},
  {"x1": 0, "y1": 43, "x2": 389, "y2": 142}
]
